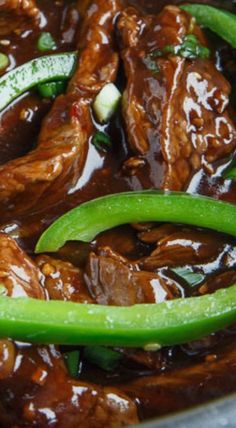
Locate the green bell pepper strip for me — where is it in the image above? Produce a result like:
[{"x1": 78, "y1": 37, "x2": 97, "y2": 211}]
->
[
  {"x1": 36, "y1": 191, "x2": 236, "y2": 253},
  {"x1": 180, "y1": 4, "x2": 236, "y2": 49},
  {"x1": 0, "y1": 52, "x2": 77, "y2": 111},
  {"x1": 0, "y1": 284, "x2": 236, "y2": 346},
  {"x1": 83, "y1": 346, "x2": 122, "y2": 371},
  {"x1": 37, "y1": 80, "x2": 67, "y2": 98}
]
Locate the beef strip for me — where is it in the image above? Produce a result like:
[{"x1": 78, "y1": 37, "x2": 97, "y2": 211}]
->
[
  {"x1": 84, "y1": 246, "x2": 180, "y2": 305},
  {"x1": 0, "y1": 0, "x2": 39, "y2": 35},
  {"x1": 0, "y1": 235, "x2": 138, "y2": 427},
  {"x1": 118, "y1": 6, "x2": 236, "y2": 190},
  {"x1": 119, "y1": 340, "x2": 236, "y2": 419},
  {"x1": 139, "y1": 227, "x2": 236, "y2": 271},
  {"x1": 0, "y1": 0, "x2": 122, "y2": 219},
  {"x1": 0, "y1": 344, "x2": 138, "y2": 428},
  {"x1": 36, "y1": 254, "x2": 95, "y2": 303},
  {"x1": 0, "y1": 232, "x2": 44, "y2": 298}
]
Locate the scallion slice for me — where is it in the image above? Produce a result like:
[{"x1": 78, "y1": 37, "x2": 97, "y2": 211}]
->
[
  {"x1": 93, "y1": 83, "x2": 121, "y2": 123},
  {"x1": 37, "y1": 32, "x2": 57, "y2": 52}
]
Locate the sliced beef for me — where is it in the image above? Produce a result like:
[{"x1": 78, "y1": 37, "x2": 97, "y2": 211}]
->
[
  {"x1": 0, "y1": 344, "x2": 138, "y2": 428},
  {"x1": 0, "y1": 339, "x2": 16, "y2": 380},
  {"x1": 0, "y1": 232, "x2": 44, "y2": 298},
  {"x1": 36, "y1": 254, "x2": 95, "y2": 303},
  {"x1": 0, "y1": 0, "x2": 39, "y2": 35},
  {"x1": 139, "y1": 227, "x2": 236, "y2": 271},
  {"x1": 120, "y1": 340, "x2": 236, "y2": 419},
  {"x1": 0, "y1": 0, "x2": 122, "y2": 219},
  {"x1": 0, "y1": 236, "x2": 138, "y2": 426},
  {"x1": 118, "y1": 6, "x2": 236, "y2": 190},
  {"x1": 85, "y1": 246, "x2": 180, "y2": 305}
]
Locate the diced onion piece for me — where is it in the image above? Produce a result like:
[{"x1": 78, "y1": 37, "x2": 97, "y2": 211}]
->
[{"x1": 93, "y1": 83, "x2": 121, "y2": 123}]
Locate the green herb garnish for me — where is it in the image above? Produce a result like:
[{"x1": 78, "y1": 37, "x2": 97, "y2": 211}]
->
[
  {"x1": 92, "y1": 131, "x2": 112, "y2": 151},
  {"x1": 171, "y1": 267, "x2": 205, "y2": 287},
  {"x1": 150, "y1": 34, "x2": 210, "y2": 61},
  {"x1": 64, "y1": 350, "x2": 80, "y2": 377},
  {"x1": 37, "y1": 80, "x2": 66, "y2": 98},
  {"x1": 37, "y1": 32, "x2": 57, "y2": 52},
  {"x1": 84, "y1": 346, "x2": 122, "y2": 371}
]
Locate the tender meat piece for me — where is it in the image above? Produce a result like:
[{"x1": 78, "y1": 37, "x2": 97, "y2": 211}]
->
[
  {"x1": 0, "y1": 0, "x2": 39, "y2": 35},
  {"x1": 118, "y1": 6, "x2": 236, "y2": 190},
  {"x1": 0, "y1": 340, "x2": 15, "y2": 380},
  {"x1": 120, "y1": 341, "x2": 236, "y2": 419},
  {"x1": 0, "y1": 231, "x2": 43, "y2": 382},
  {"x1": 0, "y1": 238, "x2": 138, "y2": 426},
  {"x1": 0, "y1": 344, "x2": 138, "y2": 428},
  {"x1": 0, "y1": 0, "x2": 122, "y2": 220},
  {"x1": 119, "y1": 347, "x2": 165, "y2": 371},
  {"x1": 197, "y1": 270, "x2": 236, "y2": 296},
  {"x1": 36, "y1": 254, "x2": 95, "y2": 303},
  {"x1": 85, "y1": 246, "x2": 180, "y2": 305},
  {"x1": 0, "y1": 232, "x2": 44, "y2": 298},
  {"x1": 140, "y1": 228, "x2": 235, "y2": 271},
  {"x1": 137, "y1": 224, "x2": 181, "y2": 244}
]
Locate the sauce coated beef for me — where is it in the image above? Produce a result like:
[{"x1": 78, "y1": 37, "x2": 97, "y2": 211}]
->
[
  {"x1": 0, "y1": 0, "x2": 121, "y2": 219},
  {"x1": 1, "y1": 0, "x2": 236, "y2": 426},
  {"x1": 118, "y1": 5, "x2": 236, "y2": 190},
  {"x1": 0, "y1": 0, "x2": 39, "y2": 35}
]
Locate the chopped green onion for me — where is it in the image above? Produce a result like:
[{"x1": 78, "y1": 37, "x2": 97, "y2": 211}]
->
[
  {"x1": 93, "y1": 83, "x2": 121, "y2": 123},
  {"x1": 0, "y1": 53, "x2": 9, "y2": 71},
  {"x1": 152, "y1": 34, "x2": 210, "y2": 60},
  {"x1": 92, "y1": 131, "x2": 112, "y2": 151},
  {"x1": 171, "y1": 267, "x2": 205, "y2": 287},
  {"x1": 37, "y1": 32, "x2": 57, "y2": 52},
  {"x1": 64, "y1": 350, "x2": 80, "y2": 377},
  {"x1": 37, "y1": 80, "x2": 67, "y2": 98},
  {"x1": 143, "y1": 55, "x2": 160, "y2": 74},
  {"x1": 84, "y1": 346, "x2": 121, "y2": 371},
  {"x1": 180, "y1": 4, "x2": 236, "y2": 49}
]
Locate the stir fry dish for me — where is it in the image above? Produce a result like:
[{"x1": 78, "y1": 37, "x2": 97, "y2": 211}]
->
[{"x1": 2, "y1": 0, "x2": 236, "y2": 426}]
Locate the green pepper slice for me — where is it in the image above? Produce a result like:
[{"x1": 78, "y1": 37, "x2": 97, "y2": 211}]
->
[
  {"x1": 181, "y1": 4, "x2": 236, "y2": 48},
  {"x1": 36, "y1": 191, "x2": 236, "y2": 253},
  {"x1": 0, "y1": 52, "x2": 77, "y2": 111},
  {"x1": 0, "y1": 283, "x2": 236, "y2": 347}
]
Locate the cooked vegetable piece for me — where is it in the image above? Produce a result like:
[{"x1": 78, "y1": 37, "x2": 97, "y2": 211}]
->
[
  {"x1": 84, "y1": 346, "x2": 122, "y2": 371},
  {"x1": 37, "y1": 80, "x2": 67, "y2": 98},
  {"x1": 92, "y1": 131, "x2": 112, "y2": 151},
  {"x1": 36, "y1": 191, "x2": 236, "y2": 253},
  {"x1": 64, "y1": 350, "x2": 80, "y2": 377},
  {"x1": 171, "y1": 267, "x2": 205, "y2": 287},
  {"x1": 0, "y1": 53, "x2": 9, "y2": 71},
  {"x1": 181, "y1": 4, "x2": 236, "y2": 48},
  {"x1": 163, "y1": 34, "x2": 210, "y2": 59},
  {"x1": 1, "y1": 284, "x2": 236, "y2": 346},
  {"x1": 93, "y1": 83, "x2": 121, "y2": 123},
  {"x1": 223, "y1": 163, "x2": 236, "y2": 180},
  {"x1": 0, "y1": 52, "x2": 77, "y2": 111},
  {"x1": 37, "y1": 32, "x2": 57, "y2": 51}
]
